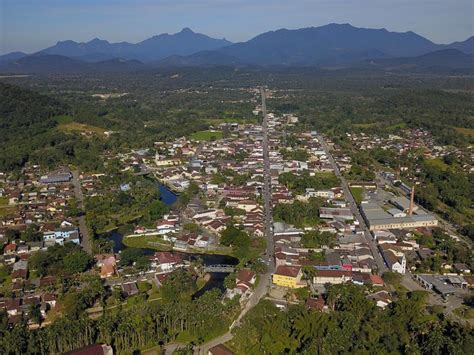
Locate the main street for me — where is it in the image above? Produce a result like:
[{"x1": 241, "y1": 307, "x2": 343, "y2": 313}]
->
[
  {"x1": 317, "y1": 135, "x2": 387, "y2": 273},
  {"x1": 261, "y1": 87, "x2": 275, "y2": 272},
  {"x1": 175, "y1": 87, "x2": 275, "y2": 355}
]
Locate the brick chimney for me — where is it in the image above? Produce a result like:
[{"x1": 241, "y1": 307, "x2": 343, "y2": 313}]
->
[{"x1": 408, "y1": 186, "x2": 415, "y2": 216}]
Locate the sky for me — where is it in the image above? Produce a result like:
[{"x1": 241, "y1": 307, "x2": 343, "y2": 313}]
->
[{"x1": 1, "y1": 0, "x2": 473, "y2": 54}]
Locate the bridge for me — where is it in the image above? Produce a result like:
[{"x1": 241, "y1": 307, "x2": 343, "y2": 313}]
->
[{"x1": 203, "y1": 264, "x2": 236, "y2": 273}]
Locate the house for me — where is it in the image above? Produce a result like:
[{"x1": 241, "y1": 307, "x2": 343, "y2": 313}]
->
[
  {"x1": 4, "y1": 298, "x2": 21, "y2": 316},
  {"x1": 306, "y1": 296, "x2": 327, "y2": 312},
  {"x1": 4, "y1": 243, "x2": 17, "y2": 255},
  {"x1": 272, "y1": 265, "x2": 304, "y2": 288},
  {"x1": 305, "y1": 188, "x2": 335, "y2": 200},
  {"x1": 121, "y1": 282, "x2": 139, "y2": 296},
  {"x1": 382, "y1": 250, "x2": 406, "y2": 274},
  {"x1": 236, "y1": 269, "x2": 256, "y2": 285},
  {"x1": 156, "y1": 220, "x2": 178, "y2": 235},
  {"x1": 63, "y1": 344, "x2": 114, "y2": 355},
  {"x1": 453, "y1": 263, "x2": 471, "y2": 274},
  {"x1": 208, "y1": 344, "x2": 234, "y2": 355},
  {"x1": 97, "y1": 255, "x2": 117, "y2": 278},
  {"x1": 43, "y1": 294, "x2": 58, "y2": 308},
  {"x1": 151, "y1": 251, "x2": 184, "y2": 271},
  {"x1": 367, "y1": 291, "x2": 392, "y2": 309},
  {"x1": 313, "y1": 270, "x2": 352, "y2": 285},
  {"x1": 236, "y1": 200, "x2": 259, "y2": 212}
]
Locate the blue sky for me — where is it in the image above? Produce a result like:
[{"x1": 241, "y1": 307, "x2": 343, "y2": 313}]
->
[{"x1": 1, "y1": 0, "x2": 473, "y2": 54}]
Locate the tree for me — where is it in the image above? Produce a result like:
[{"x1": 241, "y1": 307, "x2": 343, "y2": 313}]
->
[
  {"x1": 119, "y1": 248, "x2": 145, "y2": 267},
  {"x1": 62, "y1": 250, "x2": 92, "y2": 274},
  {"x1": 224, "y1": 273, "x2": 236, "y2": 289},
  {"x1": 161, "y1": 269, "x2": 197, "y2": 303}
]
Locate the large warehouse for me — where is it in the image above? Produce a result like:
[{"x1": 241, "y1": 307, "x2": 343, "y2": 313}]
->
[{"x1": 360, "y1": 202, "x2": 438, "y2": 231}]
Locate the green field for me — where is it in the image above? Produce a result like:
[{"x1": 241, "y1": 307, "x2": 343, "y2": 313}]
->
[
  {"x1": 350, "y1": 187, "x2": 364, "y2": 204},
  {"x1": 454, "y1": 127, "x2": 474, "y2": 138},
  {"x1": 426, "y1": 158, "x2": 449, "y2": 171},
  {"x1": 122, "y1": 235, "x2": 172, "y2": 250},
  {"x1": 0, "y1": 196, "x2": 8, "y2": 206},
  {"x1": 190, "y1": 130, "x2": 224, "y2": 141}
]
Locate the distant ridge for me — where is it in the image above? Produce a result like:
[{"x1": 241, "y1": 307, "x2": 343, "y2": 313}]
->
[
  {"x1": 0, "y1": 54, "x2": 146, "y2": 73},
  {"x1": 362, "y1": 49, "x2": 474, "y2": 73},
  {"x1": 0, "y1": 24, "x2": 473, "y2": 72},
  {"x1": 37, "y1": 28, "x2": 232, "y2": 62}
]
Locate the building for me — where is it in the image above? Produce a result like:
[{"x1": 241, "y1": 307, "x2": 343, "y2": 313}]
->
[
  {"x1": 319, "y1": 207, "x2": 354, "y2": 221},
  {"x1": 151, "y1": 252, "x2": 183, "y2": 271},
  {"x1": 361, "y1": 203, "x2": 438, "y2": 231},
  {"x1": 313, "y1": 270, "x2": 352, "y2": 285},
  {"x1": 40, "y1": 172, "x2": 72, "y2": 184},
  {"x1": 382, "y1": 250, "x2": 406, "y2": 274},
  {"x1": 208, "y1": 344, "x2": 234, "y2": 355},
  {"x1": 64, "y1": 344, "x2": 113, "y2": 355},
  {"x1": 272, "y1": 265, "x2": 304, "y2": 288},
  {"x1": 305, "y1": 188, "x2": 335, "y2": 200}
]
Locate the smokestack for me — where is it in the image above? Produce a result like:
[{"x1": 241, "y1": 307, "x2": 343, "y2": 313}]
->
[{"x1": 408, "y1": 186, "x2": 415, "y2": 216}]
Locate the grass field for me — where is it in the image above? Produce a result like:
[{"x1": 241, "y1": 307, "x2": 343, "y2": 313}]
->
[
  {"x1": 122, "y1": 235, "x2": 173, "y2": 250},
  {"x1": 0, "y1": 196, "x2": 8, "y2": 206},
  {"x1": 0, "y1": 206, "x2": 16, "y2": 217},
  {"x1": 55, "y1": 115, "x2": 105, "y2": 136},
  {"x1": 426, "y1": 158, "x2": 449, "y2": 171},
  {"x1": 454, "y1": 305, "x2": 474, "y2": 319},
  {"x1": 190, "y1": 130, "x2": 224, "y2": 141},
  {"x1": 58, "y1": 122, "x2": 106, "y2": 135},
  {"x1": 350, "y1": 187, "x2": 364, "y2": 204},
  {"x1": 454, "y1": 127, "x2": 474, "y2": 138}
]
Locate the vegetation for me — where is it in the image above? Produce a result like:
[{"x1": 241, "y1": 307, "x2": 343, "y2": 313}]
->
[
  {"x1": 273, "y1": 198, "x2": 323, "y2": 227},
  {"x1": 229, "y1": 284, "x2": 474, "y2": 354},
  {"x1": 0, "y1": 275, "x2": 241, "y2": 354},
  {"x1": 279, "y1": 171, "x2": 339, "y2": 195},
  {"x1": 350, "y1": 186, "x2": 364, "y2": 204},
  {"x1": 301, "y1": 231, "x2": 336, "y2": 248},
  {"x1": 190, "y1": 130, "x2": 223, "y2": 141},
  {"x1": 29, "y1": 243, "x2": 92, "y2": 277}
]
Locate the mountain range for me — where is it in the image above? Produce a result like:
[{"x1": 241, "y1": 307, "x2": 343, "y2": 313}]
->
[{"x1": 1, "y1": 24, "x2": 473, "y2": 73}]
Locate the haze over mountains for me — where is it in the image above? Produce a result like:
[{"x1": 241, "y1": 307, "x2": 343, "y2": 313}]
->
[{"x1": 1, "y1": 24, "x2": 473, "y2": 73}]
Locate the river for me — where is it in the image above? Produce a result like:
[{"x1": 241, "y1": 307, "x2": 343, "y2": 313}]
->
[{"x1": 106, "y1": 182, "x2": 238, "y2": 296}]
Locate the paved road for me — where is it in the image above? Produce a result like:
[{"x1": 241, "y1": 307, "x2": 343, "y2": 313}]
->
[
  {"x1": 71, "y1": 170, "x2": 92, "y2": 254},
  {"x1": 261, "y1": 87, "x2": 276, "y2": 272},
  {"x1": 176, "y1": 88, "x2": 275, "y2": 355},
  {"x1": 316, "y1": 135, "x2": 387, "y2": 273}
]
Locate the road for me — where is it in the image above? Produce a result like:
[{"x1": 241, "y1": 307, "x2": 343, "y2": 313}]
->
[
  {"x1": 316, "y1": 135, "x2": 387, "y2": 273},
  {"x1": 261, "y1": 87, "x2": 276, "y2": 272},
  {"x1": 71, "y1": 170, "x2": 92, "y2": 254},
  {"x1": 165, "y1": 88, "x2": 275, "y2": 355}
]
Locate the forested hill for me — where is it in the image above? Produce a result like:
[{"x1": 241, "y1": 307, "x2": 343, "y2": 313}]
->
[
  {"x1": 0, "y1": 83, "x2": 66, "y2": 141},
  {"x1": 0, "y1": 83, "x2": 103, "y2": 171}
]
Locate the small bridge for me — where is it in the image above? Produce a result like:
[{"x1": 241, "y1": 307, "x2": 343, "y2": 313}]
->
[{"x1": 204, "y1": 264, "x2": 236, "y2": 273}]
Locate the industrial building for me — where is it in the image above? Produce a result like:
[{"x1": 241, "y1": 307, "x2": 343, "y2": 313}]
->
[{"x1": 361, "y1": 187, "x2": 437, "y2": 231}]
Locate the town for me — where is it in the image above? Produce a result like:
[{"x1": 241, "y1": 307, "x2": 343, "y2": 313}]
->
[{"x1": 1, "y1": 85, "x2": 472, "y2": 355}]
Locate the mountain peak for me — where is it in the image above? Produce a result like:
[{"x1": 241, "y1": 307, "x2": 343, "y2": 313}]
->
[{"x1": 179, "y1": 27, "x2": 194, "y2": 34}]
